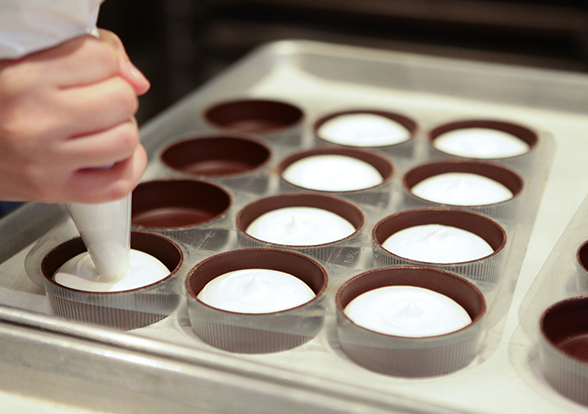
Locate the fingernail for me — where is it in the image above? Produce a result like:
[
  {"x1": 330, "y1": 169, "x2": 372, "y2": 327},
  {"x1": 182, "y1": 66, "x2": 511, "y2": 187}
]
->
[{"x1": 127, "y1": 61, "x2": 149, "y2": 85}]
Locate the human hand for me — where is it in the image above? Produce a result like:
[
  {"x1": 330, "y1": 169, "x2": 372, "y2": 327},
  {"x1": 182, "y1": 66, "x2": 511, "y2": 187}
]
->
[{"x1": 0, "y1": 29, "x2": 150, "y2": 204}]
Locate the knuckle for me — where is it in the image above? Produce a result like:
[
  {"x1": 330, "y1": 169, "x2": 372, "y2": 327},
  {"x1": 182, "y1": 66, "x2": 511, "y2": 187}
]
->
[
  {"x1": 0, "y1": 112, "x2": 52, "y2": 152},
  {"x1": 20, "y1": 163, "x2": 54, "y2": 201},
  {"x1": 0, "y1": 65, "x2": 23, "y2": 95},
  {"x1": 0, "y1": 111, "x2": 30, "y2": 148},
  {"x1": 111, "y1": 78, "x2": 138, "y2": 115},
  {"x1": 115, "y1": 123, "x2": 140, "y2": 155},
  {"x1": 93, "y1": 42, "x2": 120, "y2": 76}
]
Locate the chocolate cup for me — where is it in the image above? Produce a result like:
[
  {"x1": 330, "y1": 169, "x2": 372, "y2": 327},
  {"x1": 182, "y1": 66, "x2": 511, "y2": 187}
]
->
[
  {"x1": 277, "y1": 147, "x2": 394, "y2": 208},
  {"x1": 185, "y1": 248, "x2": 328, "y2": 353},
  {"x1": 313, "y1": 109, "x2": 417, "y2": 157},
  {"x1": 41, "y1": 231, "x2": 184, "y2": 330},
  {"x1": 429, "y1": 119, "x2": 538, "y2": 160},
  {"x1": 576, "y1": 241, "x2": 588, "y2": 291},
  {"x1": 205, "y1": 99, "x2": 303, "y2": 133},
  {"x1": 236, "y1": 193, "x2": 365, "y2": 265},
  {"x1": 540, "y1": 296, "x2": 588, "y2": 405},
  {"x1": 132, "y1": 179, "x2": 231, "y2": 229},
  {"x1": 160, "y1": 134, "x2": 271, "y2": 177},
  {"x1": 372, "y1": 208, "x2": 507, "y2": 283},
  {"x1": 403, "y1": 160, "x2": 524, "y2": 219},
  {"x1": 131, "y1": 179, "x2": 232, "y2": 249},
  {"x1": 336, "y1": 266, "x2": 486, "y2": 377}
]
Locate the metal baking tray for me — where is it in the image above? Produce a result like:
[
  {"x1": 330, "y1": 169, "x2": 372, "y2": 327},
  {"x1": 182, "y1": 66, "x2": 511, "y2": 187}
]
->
[{"x1": 1, "y1": 40, "x2": 588, "y2": 414}]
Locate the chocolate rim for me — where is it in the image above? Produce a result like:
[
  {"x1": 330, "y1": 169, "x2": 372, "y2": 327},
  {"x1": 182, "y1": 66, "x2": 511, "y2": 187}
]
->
[
  {"x1": 403, "y1": 160, "x2": 524, "y2": 205},
  {"x1": 204, "y1": 99, "x2": 304, "y2": 133},
  {"x1": 540, "y1": 295, "x2": 588, "y2": 364},
  {"x1": 372, "y1": 208, "x2": 507, "y2": 265},
  {"x1": 577, "y1": 241, "x2": 588, "y2": 273},
  {"x1": 335, "y1": 266, "x2": 486, "y2": 339},
  {"x1": 236, "y1": 193, "x2": 365, "y2": 248},
  {"x1": 131, "y1": 179, "x2": 232, "y2": 230},
  {"x1": 277, "y1": 147, "x2": 394, "y2": 193},
  {"x1": 429, "y1": 119, "x2": 538, "y2": 159},
  {"x1": 41, "y1": 231, "x2": 184, "y2": 294},
  {"x1": 159, "y1": 135, "x2": 272, "y2": 178},
  {"x1": 185, "y1": 248, "x2": 328, "y2": 315},
  {"x1": 313, "y1": 109, "x2": 417, "y2": 147}
]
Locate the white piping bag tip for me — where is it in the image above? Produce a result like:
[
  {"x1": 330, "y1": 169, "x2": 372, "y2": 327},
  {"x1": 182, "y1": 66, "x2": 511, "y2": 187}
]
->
[{"x1": 66, "y1": 194, "x2": 131, "y2": 280}]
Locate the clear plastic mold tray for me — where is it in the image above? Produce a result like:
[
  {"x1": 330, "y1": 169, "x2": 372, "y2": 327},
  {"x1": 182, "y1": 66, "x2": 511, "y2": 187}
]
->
[{"x1": 1, "y1": 40, "x2": 588, "y2": 414}]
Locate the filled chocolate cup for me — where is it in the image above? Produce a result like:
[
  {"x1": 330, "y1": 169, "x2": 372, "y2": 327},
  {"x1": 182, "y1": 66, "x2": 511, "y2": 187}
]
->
[
  {"x1": 336, "y1": 266, "x2": 486, "y2": 377},
  {"x1": 236, "y1": 193, "x2": 365, "y2": 265},
  {"x1": 277, "y1": 147, "x2": 394, "y2": 208},
  {"x1": 41, "y1": 231, "x2": 184, "y2": 330},
  {"x1": 205, "y1": 99, "x2": 303, "y2": 133},
  {"x1": 372, "y1": 208, "x2": 507, "y2": 283},
  {"x1": 428, "y1": 119, "x2": 538, "y2": 160},
  {"x1": 132, "y1": 179, "x2": 232, "y2": 249},
  {"x1": 185, "y1": 248, "x2": 328, "y2": 353},
  {"x1": 313, "y1": 109, "x2": 417, "y2": 157},
  {"x1": 540, "y1": 296, "x2": 588, "y2": 405},
  {"x1": 403, "y1": 160, "x2": 524, "y2": 219}
]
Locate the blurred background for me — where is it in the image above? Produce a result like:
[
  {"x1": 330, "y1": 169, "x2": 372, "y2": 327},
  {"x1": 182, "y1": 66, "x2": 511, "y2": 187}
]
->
[{"x1": 97, "y1": 0, "x2": 588, "y2": 125}]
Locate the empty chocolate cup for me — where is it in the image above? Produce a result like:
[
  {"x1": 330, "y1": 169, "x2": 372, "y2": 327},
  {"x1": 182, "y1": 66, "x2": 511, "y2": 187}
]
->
[
  {"x1": 336, "y1": 266, "x2": 486, "y2": 377},
  {"x1": 278, "y1": 147, "x2": 394, "y2": 208},
  {"x1": 204, "y1": 99, "x2": 304, "y2": 145},
  {"x1": 132, "y1": 179, "x2": 232, "y2": 249},
  {"x1": 428, "y1": 119, "x2": 539, "y2": 172},
  {"x1": 314, "y1": 109, "x2": 417, "y2": 158},
  {"x1": 403, "y1": 160, "x2": 524, "y2": 219},
  {"x1": 159, "y1": 135, "x2": 271, "y2": 194},
  {"x1": 576, "y1": 241, "x2": 588, "y2": 291},
  {"x1": 372, "y1": 208, "x2": 507, "y2": 283},
  {"x1": 41, "y1": 231, "x2": 184, "y2": 330},
  {"x1": 236, "y1": 193, "x2": 365, "y2": 265},
  {"x1": 185, "y1": 248, "x2": 328, "y2": 353},
  {"x1": 540, "y1": 296, "x2": 588, "y2": 405}
]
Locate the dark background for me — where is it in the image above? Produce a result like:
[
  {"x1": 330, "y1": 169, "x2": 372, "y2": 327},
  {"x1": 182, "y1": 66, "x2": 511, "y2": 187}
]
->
[
  {"x1": 3, "y1": 0, "x2": 588, "y2": 216},
  {"x1": 97, "y1": 0, "x2": 588, "y2": 124}
]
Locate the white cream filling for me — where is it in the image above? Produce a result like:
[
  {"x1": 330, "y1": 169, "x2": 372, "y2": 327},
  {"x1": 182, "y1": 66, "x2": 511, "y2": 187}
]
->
[
  {"x1": 433, "y1": 128, "x2": 530, "y2": 159},
  {"x1": 282, "y1": 155, "x2": 384, "y2": 192},
  {"x1": 197, "y1": 268, "x2": 316, "y2": 314},
  {"x1": 382, "y1": 224, "x2": 494, "y2": 263},
  {"x1": 411, "y1": 172, "x2": 513, "y2": 206},
  {"x1": 317, "y1": 114, "x2": 411, "y2": 147},
  {"x1": 345, "y1": 285, "x2": 472, "y2": 337},
  {"x1": 246, "y1": 206, "x2": 356, "y2": 246},
  {"x1": 54, "y1": 249, "x2": 170, "y2": 292}
]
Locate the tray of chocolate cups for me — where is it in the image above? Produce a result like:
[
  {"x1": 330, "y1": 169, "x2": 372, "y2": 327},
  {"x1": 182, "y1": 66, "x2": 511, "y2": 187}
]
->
[{"x1": 4, "y1": 40, "x2": 588, "y2": 413}]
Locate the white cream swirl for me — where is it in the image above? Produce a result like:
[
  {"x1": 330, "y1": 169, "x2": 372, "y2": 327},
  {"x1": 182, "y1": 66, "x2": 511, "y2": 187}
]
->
[
  {"x1": 344, "y1": 286, "x2": 472, "y2": 337},
  {"x1": 246, "y1": 207, "x2": 356, "y2": 246},
  {"x1": 382, "y1": 224, "x2": 494, "y2": 263},
  {"x1": 317, "y1": 114, "x2": 411, "y2": 147},
  {"x1": 411, "y1": 172, "x2": 513, "y2": 206},
  {"x1": 54, "y1": 249, "x2": 170, "y2": 292},
  {"x1": 433, "y1": 128, "x2": 530, "y2": 159},
  {"x1": 197, "y1": 269, "x2": 316, "y2": 314},
  {"x1": 282, "y1": 155, "x2": 383, "y2": 192}
]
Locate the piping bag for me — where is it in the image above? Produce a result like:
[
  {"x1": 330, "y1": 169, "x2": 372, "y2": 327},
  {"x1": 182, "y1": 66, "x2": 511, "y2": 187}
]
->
[
  {"x1": 67, "y1": 196, "x2": 131, "y2": 279},
  {"x1": 1, "y1": 0, "x2": 131, "y2": 279}
]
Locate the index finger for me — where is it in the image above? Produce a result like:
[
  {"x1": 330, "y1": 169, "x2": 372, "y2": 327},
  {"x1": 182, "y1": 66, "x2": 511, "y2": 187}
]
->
[{"x1": 26, "y1": 34, "x2": 120, "y2": 88}]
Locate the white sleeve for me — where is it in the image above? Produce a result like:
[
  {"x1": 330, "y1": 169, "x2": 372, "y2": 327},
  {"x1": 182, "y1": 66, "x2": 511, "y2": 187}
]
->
[{"x1": 0, "y1": 0, "x2": 103, "y2": 59}]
